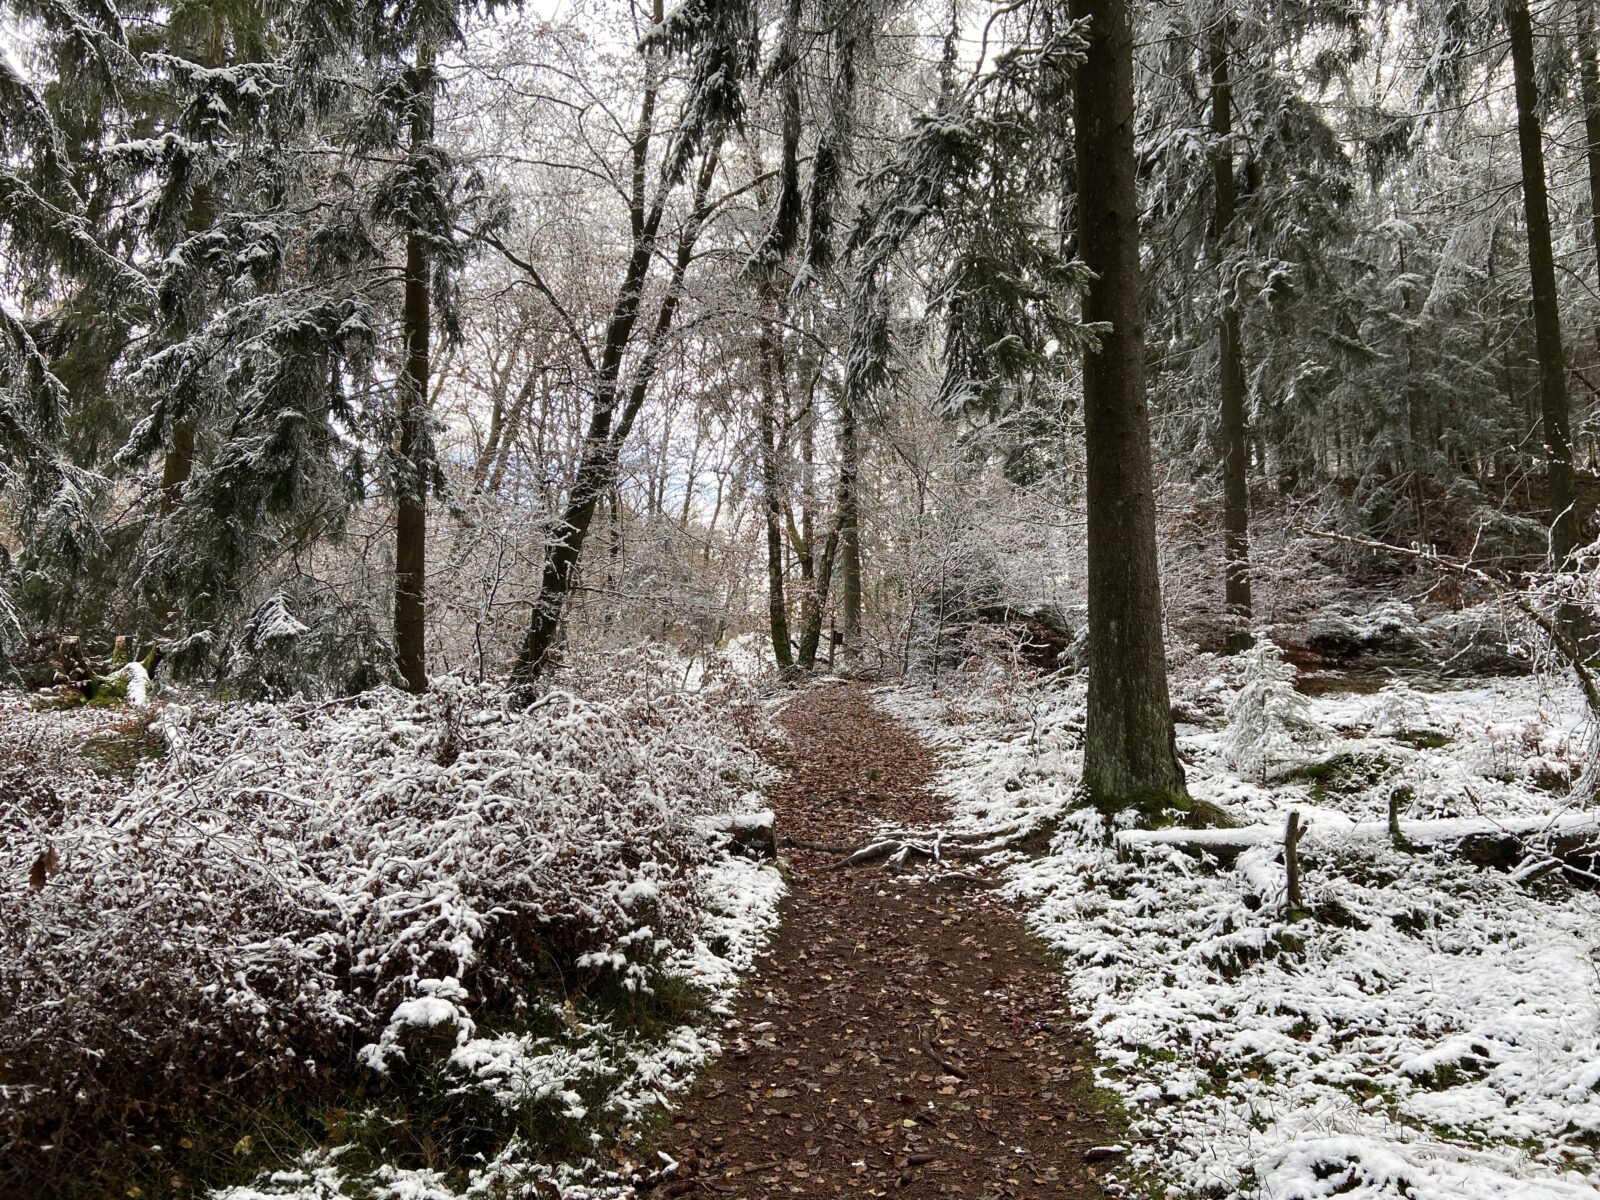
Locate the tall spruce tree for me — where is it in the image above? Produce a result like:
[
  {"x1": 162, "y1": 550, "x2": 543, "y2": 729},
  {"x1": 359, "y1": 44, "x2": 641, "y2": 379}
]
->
[
  {"x1": 113, "y1": 0, "x2": 509, "y2": 692},
  {"x1": 0, "y1": 3, "x2": 150, "y2": 668},
  {"x1": 1072, "y1": 0, "x2": 1188, "y2": 810},
  {"x1": 1505, "y1": 0, "x2": 1578, "y2": 564}
]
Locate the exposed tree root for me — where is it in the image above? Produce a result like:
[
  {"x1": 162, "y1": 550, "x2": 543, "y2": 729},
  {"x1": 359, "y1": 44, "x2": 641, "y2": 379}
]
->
[
  {"x1": 784, "y1": 823, "x2": 1029, "y2": 871},
  {"x1": 825, "y1": 832, "x2": 1016, "y2": 870},
  {"x1": 778, "y1": 836, "x2": 854, "y2": 855}
]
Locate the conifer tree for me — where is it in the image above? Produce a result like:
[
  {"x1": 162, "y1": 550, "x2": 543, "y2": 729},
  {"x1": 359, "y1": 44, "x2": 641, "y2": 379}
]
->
[
  {"x1": 119, "y1": 0, "x2": 507, "y2": 691},
  {"x1": 0, "y1": 2, "x2": 150, "y2": 612},
  {"x1": 1504, "y1": 0, "x2": 1578, "y2": 565},
  {"x1": 1072, "y1": 0, "x2": 1188, "y2": 810},
  {"x1": 1225, "y1": 637, "x2": 1327, "y2": 780}
]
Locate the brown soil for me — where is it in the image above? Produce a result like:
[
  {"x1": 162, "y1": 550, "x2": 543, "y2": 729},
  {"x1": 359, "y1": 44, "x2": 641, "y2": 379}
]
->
[{"x1": 642, "y1": 682, "x2": 1119, "y2": 1198}]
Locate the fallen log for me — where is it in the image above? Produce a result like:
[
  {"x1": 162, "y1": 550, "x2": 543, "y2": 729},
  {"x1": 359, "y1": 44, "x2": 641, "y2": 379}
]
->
[{"x1": 1115, "y1": 812, "x2": 1600, "y2": 878}]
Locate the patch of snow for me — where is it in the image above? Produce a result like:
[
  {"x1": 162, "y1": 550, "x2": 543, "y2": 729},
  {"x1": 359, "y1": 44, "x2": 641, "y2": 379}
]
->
[
  {"x1": 4, "y1": 663, "x2": 786, "y2": 1200},
  {"x1": 881, "y1": 666, "x2": 1600, "y2": 1200}
]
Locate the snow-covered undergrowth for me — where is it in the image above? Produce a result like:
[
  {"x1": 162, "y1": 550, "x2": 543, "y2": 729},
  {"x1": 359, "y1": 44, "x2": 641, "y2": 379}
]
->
[
  {"x1": 882, "y1": 656, "x2": 1600, "y2": 1200},
  {"x1": 1, "y1": 656, "x2": 783, "y2": 1198}
]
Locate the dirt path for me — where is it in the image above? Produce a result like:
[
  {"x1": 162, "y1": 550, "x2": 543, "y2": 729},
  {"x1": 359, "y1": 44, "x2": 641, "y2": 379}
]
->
[{"x1": 647, "y1": 683, "x2": 1118, "y2": 1198}]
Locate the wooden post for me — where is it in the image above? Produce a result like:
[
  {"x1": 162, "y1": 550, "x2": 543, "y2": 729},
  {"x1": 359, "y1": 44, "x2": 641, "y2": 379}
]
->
[{"x1": 1284, "y1": 810, "x2": 1304, "y2": 916}]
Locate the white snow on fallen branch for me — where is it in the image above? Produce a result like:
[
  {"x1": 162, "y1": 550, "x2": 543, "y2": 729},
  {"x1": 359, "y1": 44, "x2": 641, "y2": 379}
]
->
[
  {"x1": 102, "y1": 660, "x2": 151, "y2": 706},
  {"x1": 1115, "y1": 811, "x2": 1600, "y2": 855}
]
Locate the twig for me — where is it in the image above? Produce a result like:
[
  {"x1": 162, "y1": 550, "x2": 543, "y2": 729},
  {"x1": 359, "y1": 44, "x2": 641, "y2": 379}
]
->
[{"x1": 916, "y1": 1023, "x2": 969, "y2": 1080}]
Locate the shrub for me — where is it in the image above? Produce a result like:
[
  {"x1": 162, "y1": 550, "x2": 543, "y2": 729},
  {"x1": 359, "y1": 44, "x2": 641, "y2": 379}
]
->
[{"x1": 0, "y1": 661, "x2": 769, "y2": 1192}]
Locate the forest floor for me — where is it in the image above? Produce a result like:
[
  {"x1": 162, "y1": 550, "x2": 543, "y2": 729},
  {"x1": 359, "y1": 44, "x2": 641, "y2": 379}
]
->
[{"x1": 646, "y1": 681, "x2": 1122, "y2": 1199}]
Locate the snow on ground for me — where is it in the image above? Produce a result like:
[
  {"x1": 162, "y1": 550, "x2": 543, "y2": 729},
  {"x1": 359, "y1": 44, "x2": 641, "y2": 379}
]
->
[
  {"x1": 2, "y1": 658, "x2": 786, "y2": 1200},
  {"x1": 881, "y1": 658, "x2": 1600, "y2": 1200},
  {"x1": 216, "y1": 847, "x2": 785, "y2": 1200}
]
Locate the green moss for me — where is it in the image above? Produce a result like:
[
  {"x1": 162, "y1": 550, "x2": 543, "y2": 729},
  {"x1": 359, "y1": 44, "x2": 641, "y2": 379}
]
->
[
  {"x1": 1408, "y1": 1052, "x2": 1490, "y2": 1093},
  {"x1": 1395, "y1": 730, "x2": 1451, "y2": 750},
  {"x1": 80, "y1": 717, "x2": 166, "y2": 779},
  {"x1": 86, "y1": 680, "x2": 131, "y2": 707},
  {"x1": 1084, "y1": 786, "x2": 1192, "y2": 831},
  {"x1": 1283, "y1": 751, "x2": 1394, "y2": 803},
  {"x1": 45, "y1": 968, "x2": 718, "y2": 1200}
]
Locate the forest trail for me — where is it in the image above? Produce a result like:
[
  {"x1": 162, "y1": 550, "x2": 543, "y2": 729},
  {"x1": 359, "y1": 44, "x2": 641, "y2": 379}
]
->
[{"x1": 645, "y1": 682, "x2": 1117, "y2": 1198}]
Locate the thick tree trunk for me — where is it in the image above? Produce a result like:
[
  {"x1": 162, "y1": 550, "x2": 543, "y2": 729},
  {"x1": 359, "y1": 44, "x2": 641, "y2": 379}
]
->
[
  {"x1": 158, "y1": 182, "x2": 216, "y2": 517},
  {"x1": 1210, "y1": 24, "x2": 1252, "y2": 653},
  {"x1": 1507, "y1": 0, "x2": 1579, "y2": 563},
  {"x1": 758, "y1": 329, "x2": 794, "y2": 670},
  {"x1": 1072, "y1": 0, "x2": 1187, "y2": 809},
  {"x1": 159, "y1": 419, "x2": 195, "y2": 516},
  {"x1": 799, "y1": 386, "x2": 817, "y2": 576},
  {"x1": 513, "y1": 432, "x2": 615, "y2": 683},
  {"x1": 796, "y1": 513, "x2": 842, "y2": 669},
  {"x1": 394, "y1": 44, "x2": 434, "y2": 695},
  {"x1": 1398, "y1": 243, "x2": 1430, "y2": 534}
]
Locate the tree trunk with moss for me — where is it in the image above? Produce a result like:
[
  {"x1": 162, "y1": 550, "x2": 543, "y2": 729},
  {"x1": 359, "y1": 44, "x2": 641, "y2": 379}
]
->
[{"x1": 1072, "y1": 0, "x2": 1188, "y2": 811}]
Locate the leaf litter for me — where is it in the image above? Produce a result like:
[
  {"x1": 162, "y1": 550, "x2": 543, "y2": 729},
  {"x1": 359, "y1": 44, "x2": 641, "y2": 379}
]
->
[{"x1": 645, "y1": 681, "x2": 1120, "y2": 1199}]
